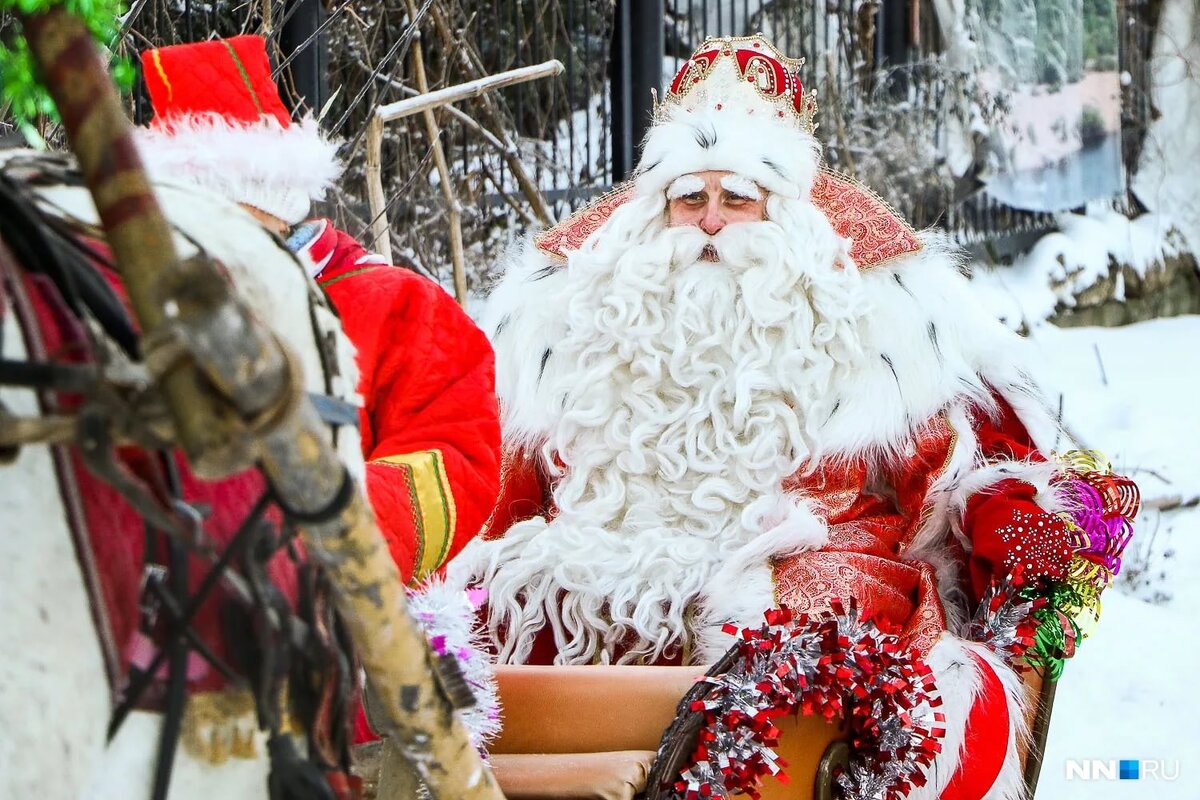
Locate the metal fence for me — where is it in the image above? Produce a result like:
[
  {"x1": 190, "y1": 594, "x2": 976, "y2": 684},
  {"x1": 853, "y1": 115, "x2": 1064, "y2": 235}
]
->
[
  {"x1": 459, "y1": 0, "x2": 616, "y2": 218},
  {"x1": 25, "y1": 0, "x2": 1159, "y2": 273}
]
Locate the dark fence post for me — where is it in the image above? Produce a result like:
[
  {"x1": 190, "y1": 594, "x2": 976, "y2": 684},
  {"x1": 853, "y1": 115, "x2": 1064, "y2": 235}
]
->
[
  {"x1": 279, "y1": 0, "x2": 328, "y2": 117},
  {"x1": 877, "y1": 0, "x2": 909, "y2": 96},
  {"x1": 610, "y1": 0, "x2": 664, "y2": 181}
]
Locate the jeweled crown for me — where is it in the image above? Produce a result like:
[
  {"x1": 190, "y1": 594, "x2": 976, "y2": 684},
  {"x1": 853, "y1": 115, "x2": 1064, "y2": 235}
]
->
[{"x1": 656, "y1": 34, "x2": 819, "y2": 133}]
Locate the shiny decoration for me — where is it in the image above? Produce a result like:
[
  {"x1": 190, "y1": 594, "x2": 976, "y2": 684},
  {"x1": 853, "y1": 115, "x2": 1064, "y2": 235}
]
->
[
  {"x1": 967, "y1": 570, "x2": 1045, "y2": 671},
  {"x1": 671, "y1": 602, "x2": 944, "y2": 800},
  {"x1": 662, "y1": 35, "x2": 818, "y2": 131},
  {"x1": 979, "y1": 450, "x2": 1138, "y2": 680},
  {"x1": 408, "y1": 583, "x2": 502, "y2": 751}
]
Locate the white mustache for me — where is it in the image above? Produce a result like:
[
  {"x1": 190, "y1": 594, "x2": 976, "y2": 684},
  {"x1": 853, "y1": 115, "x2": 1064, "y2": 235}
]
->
[{"x1": 665, "y1": 220, "x2": 773, "y2": 265}]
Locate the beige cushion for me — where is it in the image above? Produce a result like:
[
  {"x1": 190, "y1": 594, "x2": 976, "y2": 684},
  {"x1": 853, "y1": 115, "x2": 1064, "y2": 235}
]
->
[
  {"x1": 492, "y1": 665, "x2": 700, "y2": 754},
  {"x1": 492, "y1": 751, "x2": 657, "y2": 800}
]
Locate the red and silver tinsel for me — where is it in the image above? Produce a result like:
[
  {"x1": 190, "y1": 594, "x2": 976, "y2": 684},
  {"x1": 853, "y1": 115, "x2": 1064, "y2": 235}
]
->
[{"x1": 671, "y1": 601, "x2": 945, "y2": 800}]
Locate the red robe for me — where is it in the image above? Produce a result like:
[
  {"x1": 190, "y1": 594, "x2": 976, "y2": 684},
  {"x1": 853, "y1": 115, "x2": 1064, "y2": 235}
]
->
[
  {"x1": 294, "y1": 220, "x2": 501, "y2": 585},
  {"x1": 488, "y1": 396, "x2": 1055, "y2": 656},
  {"x1": 485, "y1": 397, "x2": 1053, "y2": 799}
]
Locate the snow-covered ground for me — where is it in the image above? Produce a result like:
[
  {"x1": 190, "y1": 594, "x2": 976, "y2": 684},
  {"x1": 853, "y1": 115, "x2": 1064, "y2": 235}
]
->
[{"x1": 993, "y1": 315, "x2": 1200, "y2": 796}]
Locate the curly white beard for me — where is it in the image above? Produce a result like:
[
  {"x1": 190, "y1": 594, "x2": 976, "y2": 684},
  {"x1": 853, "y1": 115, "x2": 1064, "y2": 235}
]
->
[{"x1": 461, "y1": 193, "x2": 869, "y2": 665}]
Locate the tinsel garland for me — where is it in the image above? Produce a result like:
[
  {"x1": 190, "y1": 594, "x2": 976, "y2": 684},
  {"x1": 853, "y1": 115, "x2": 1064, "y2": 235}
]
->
[
  {"x1": 0, "y1": 0, "x2": 134, "y2": 124},
  {"x1": 975, "y1": 450, "x2": 1137, "y2": 680},
  {"x1": 672, "y1": 450, "x2": 1138, "y2": 798},
  {"x1": 1029, "y1": 450, "x2": 1138, "y2": 678},
  {"x1": 406, "y1": 581, "x2": 502, "y2": 752},
  {"x1": 670, "y1": 601, "x2": 944, "y2": 800},
  {"x1": 967, "y1": 569, "x2": 1045, "y2": 671}
]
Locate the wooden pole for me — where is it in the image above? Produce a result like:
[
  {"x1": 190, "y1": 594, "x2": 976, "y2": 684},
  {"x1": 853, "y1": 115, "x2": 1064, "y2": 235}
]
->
[
  {"x1": 365, "y1": 61, "x2": 562, "y2": 270},
  {"x1": 18, "y1": 9, "x2": 503, "y2": 798},
  {"x1": 376, "y1": 60, "x2": 563, "y2": 123},
  {"x1": 365, "y1": 113, "x2": 393, "y2": 263},
  {"x1": 370, "y1": 63, "x2": 553, "y2": 226},
  {"x1": 401, "y1": 0, "x2": 468, "y2": 306}
]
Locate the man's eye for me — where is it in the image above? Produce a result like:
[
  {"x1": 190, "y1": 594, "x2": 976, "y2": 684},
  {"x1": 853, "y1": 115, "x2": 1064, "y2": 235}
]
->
[
  {"x1": 682, "y1": 193, "x2": 706, "y2": 205},
  {"x1": 725, "y1": 195, "x2": 750, "y2": 206}
]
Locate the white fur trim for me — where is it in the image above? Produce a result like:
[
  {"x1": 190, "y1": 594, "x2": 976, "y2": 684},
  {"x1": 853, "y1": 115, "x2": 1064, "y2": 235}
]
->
[
  {"x1": 909, "y1": 635, "x2": 1029, "y2": 800},
  {"x1": 947, "y1": 459, "x2": 1071, "y2": 522},
  {"x1": 902, "y1": 403, "x2": 981, "y2": 634},
  {"x1": 635, "y1": 57, "x2": 819, "y2": 201},
  {"x1": 638, "y1": 74, "x2": 816, "y2": 201},
  {"x1": 136, "y1": 113, "x2": 342, "y2": 225},
  {"x1": 479, "y1": 241, "x2": 571, "y2": 451}
]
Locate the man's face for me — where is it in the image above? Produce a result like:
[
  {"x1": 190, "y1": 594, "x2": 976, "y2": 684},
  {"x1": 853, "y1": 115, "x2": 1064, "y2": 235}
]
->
[{"x1": 665, "y1": 170, "x2": 767, "y2": 236}]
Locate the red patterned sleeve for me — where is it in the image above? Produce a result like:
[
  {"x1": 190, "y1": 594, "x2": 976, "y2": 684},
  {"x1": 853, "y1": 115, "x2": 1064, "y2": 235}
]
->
[{"x1": 324, "y1": 267, "x2": 501, "y2": 585}]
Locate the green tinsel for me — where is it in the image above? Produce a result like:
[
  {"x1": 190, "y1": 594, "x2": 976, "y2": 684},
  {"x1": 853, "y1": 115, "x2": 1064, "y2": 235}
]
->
[
  {"x1": 0, "y1": 0, "x2": 133, "y2": 124},
  {"x1": 1019, "y1": 580, "x2": 1093, "y2": 681}
]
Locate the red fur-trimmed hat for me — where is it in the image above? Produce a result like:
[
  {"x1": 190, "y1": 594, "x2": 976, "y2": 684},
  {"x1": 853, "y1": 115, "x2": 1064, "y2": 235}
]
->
[{"x1": 137, "y1": 35, "x2": 341, "y2": 225}]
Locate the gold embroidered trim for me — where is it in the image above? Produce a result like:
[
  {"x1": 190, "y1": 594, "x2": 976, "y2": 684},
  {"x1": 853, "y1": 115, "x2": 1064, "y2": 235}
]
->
[{"x1": 374, "y1": 449, "x2": 457, "y2": 578}]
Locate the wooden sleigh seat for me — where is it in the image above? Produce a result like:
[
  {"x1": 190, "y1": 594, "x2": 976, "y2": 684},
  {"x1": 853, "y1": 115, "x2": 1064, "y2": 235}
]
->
[
  {"x1": 488, "y1": 661, "x2": 845, "y2": 800},
  {"x1": 486, "y1": 660, "x2": 1055, "y2": 800},
  {"x1": 360, "y1": 650, "x2": 1055, "y2": 800}
]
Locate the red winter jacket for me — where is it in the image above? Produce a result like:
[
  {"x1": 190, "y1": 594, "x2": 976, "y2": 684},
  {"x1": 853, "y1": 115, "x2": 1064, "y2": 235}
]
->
[{"x1": 293, "y1": 220, "x2": 501, "y2": 585}]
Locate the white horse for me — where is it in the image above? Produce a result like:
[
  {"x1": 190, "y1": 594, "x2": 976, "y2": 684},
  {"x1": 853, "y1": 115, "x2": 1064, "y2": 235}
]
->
[{"x1": 0, "y1": 150, "x2": 364, "y2": 800}]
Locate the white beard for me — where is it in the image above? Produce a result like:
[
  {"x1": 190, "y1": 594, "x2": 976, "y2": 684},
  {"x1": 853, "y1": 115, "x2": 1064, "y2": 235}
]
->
[{"x1": 460, "y1": 195, "x2": 869, "y2": 665}]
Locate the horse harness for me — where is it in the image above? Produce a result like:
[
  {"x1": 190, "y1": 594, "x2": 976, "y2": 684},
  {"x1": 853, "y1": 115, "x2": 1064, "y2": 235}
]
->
[{"x1": 0, "y1": 160, "x2": 367, "y2": 800}]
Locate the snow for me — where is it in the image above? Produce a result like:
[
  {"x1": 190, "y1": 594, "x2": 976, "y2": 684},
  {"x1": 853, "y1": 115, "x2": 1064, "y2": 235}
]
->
[
  {"x1": 1025, "y1": 318, "x2": 1200, "y2": 500},
  {"x1": 1038, "y1": 589, "x2": 1200, "y2": 796},
  {"x1": 982, "y1": 310, "x2": 1200, "y2": 795},
  {"x1": 970, "y1": 208, "x2": 1183, "y2": 329},
  {"x1": 1133, "y1": 0, "x2": 1200, "y2": 260}
]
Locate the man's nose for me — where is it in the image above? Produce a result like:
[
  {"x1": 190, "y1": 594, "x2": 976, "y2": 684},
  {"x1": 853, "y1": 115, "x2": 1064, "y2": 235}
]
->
[{"x1": 699, "y1": 200, "x2": 725, "y2": 235}]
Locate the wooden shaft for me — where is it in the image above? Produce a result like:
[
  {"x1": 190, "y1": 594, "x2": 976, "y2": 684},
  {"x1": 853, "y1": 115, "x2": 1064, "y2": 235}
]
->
[
  {"x1": 257, "y1": 404, "x2": 505, "y2": 799},
  {"x1": 19, "y1": 8, "x2": 245, "y2": 473},
  {"x1": 364, "y1": 114, "x2": 394, "y2": 263}
]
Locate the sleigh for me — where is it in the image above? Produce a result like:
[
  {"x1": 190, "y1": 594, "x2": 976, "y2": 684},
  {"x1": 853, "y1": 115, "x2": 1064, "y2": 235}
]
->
[{"x1": 478, "y1": 642, "x2": 1056, "y2": 800}]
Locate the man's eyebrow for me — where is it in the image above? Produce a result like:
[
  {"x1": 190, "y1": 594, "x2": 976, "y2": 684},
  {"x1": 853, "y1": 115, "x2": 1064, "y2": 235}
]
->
[
  {"x1": 667, "y1": 175, "x2": 706, "y2": 199},
  {"x1": 719, "y1": 174, "x2": 761, "y2": 200}
]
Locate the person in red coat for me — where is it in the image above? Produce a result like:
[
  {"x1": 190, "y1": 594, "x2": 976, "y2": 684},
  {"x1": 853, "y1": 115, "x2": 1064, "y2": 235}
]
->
[
  {"x1": 287, "y1": 218, "x2": 501, "y2": 583},
  {"x1": 454, "y1": 35, "x2": 1138, "y2": 799},
  {"x1": 136, "y1": 35, "x2": 501, "y2": 586}
]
